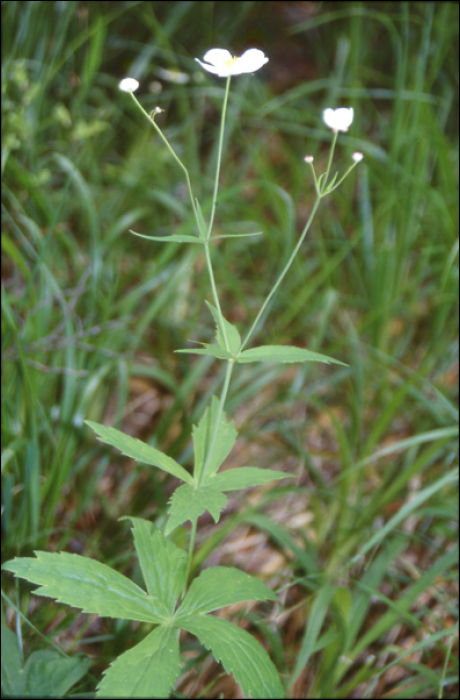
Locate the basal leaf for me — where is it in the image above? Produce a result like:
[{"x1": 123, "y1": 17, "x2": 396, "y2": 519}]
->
[
  {"x1": 123, "y1": 518, "x2": 186, "y2": 617},
  {"x1": 210, "y1": 467, "x2": 292, "y2": 491},
  {"x1": 175, "y1": 343, "x2": 233, "y2": 360},
  {"x1": 192, "y1": 395, "x2": 237, "y2": 482},
  {"x1": 179, "y1": 615, "x2": 284, "y2": 699},
  {"x1": 1, "y1": 623, "x2": 25, "y2": 697},
  {"x1": 165, "y1": 483, "x2": 227, "y2": 536},
  {"x1": 130, "y1": 230, "x2": 203, "y2": 244},
  {"x1": 176, "y1": 566, "x2": 278, "y2": 618},
  {"x1": 237, "y1": 345, "x2": 346, "y2": 365},
  {"x1": 205, "y1": 301, "x2": 241, "y2": 354},
  {"x1": 85, "y1": 421, "x2": 194, "y2": 485},
  {"x1": 96, "y1": 625, "x2": 181, "y2": 699},
  {"x1": 3, "y1": 552, "x2": 161, "y2": 623},
  {"x1": 23, "y1": 649, "x2": 90, "y2": 699}
]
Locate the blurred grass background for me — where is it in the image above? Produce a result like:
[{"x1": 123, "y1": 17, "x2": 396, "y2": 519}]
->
[{"x1": 1, "y1": 1, "x2": 458, "y2": 697}]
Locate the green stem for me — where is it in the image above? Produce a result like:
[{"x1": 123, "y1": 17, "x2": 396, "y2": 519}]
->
[
  {"x1": 182, "y1": 519, "x2": 197, "y2": 598},
  {"x1": 129, "y1": 93, "x2": 201, "y2": 236},
  {"x1": 322, "y1": 130, "x2": 339, "y2": 193},
  {"x1": 130, "y1": 90, "x2": 230, "y2": 350},
  {"x1": 241, "y1": 193, "x2": 323, "y2": 351},
  {"x1": 206, "y1": 76, "x2": 232, "y2": 241}
]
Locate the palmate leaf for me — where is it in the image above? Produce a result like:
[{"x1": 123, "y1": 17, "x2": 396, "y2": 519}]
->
[
  {"x1": 2, "y1": 551, "x2": 162, "y2": 623},
  {"x1": 3, "y1": 522, "x2": 284, "y2": 698},
  {"x1": 237, "y1": 345, "x2": 346, "y2": 365},
  {"x1": 179, "y1": 615, "x2": 284, "y2": 699},
  {"x1": 96, "y1": 625, "x2": 181, "y2": 699},
  {"x1": 165, "y1": 466, "x2": 292, "y2": 538},
  {"x1": 176, "y1": 566, "x2": 278, "y2": 618},
  {"x1": 85, "y1": 421, "x2": 194, "y2": 485},
  {"x1": 123, "y1": 517, "x2": 186, "y2": 617},
  {"x1": 165, "y1": 483, "x2": 228, "y2": 536}
]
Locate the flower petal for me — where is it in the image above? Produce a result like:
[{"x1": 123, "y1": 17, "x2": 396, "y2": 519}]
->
[
  {"x1": 119, "y1": 78, "x2": 139, "y2": 93},
  {"x1": 195, "y1": 47, "x2": 268, "y2": 77},
  {"x1": 202, "y1": 48, "x2": 233, "y2": 66},
  {"x1": 194, "y1": 58, "x2": 225, "y2": 75},
  {"x1": 231, "y1": 48, "x2": 269, "y2": 75},
  {"x1": 322, "y1": 107, "x2": 354, "y2": 132}
]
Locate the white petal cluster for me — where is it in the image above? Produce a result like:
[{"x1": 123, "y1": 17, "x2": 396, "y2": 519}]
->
[
  {"x1": 118, "y1": 78, "x2": 139, "y2": 93},
  {"x1": 195, "y1": 48, "x2": 268, "y2": 77},
  {"x1": 322, "y1": 107, "x2": 354, "y2": 132}
]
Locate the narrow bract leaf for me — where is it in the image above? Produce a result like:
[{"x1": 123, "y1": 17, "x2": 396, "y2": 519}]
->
[
  {"x1": 325, "y1": 171, "x2": 339, "y2": 191},
  {"x1": 211, "y1": 231, "x2": 263, "y2": 239},
  {"x1": 85, "y1": 421, "x2": 194, "y2": 485},
  {"x1": 211, "y1": 467, "x2": 292, "y2": 491},
  {"x1": 193, "y1": 395, "x2": 237, "y2": 481},
  {"x1": 96, "y1": 625, "x2": 181, "y2": 699},
  {"x1": 165, "y1": 483, "x2": 227, "y2": 535},
  {"x1": 179, "y1": 615, "x2": 284, "y2": 699},
  {"x1": 177, "y1": 566, "x2": 278, "y2": 618},
  {"x1": 237, "y1": 345, "x2": 346, "y2": 365},
  {"x1": 130, "y1": 230, "x2": 203, "y2": 244},
  {"x1": 205, "y1": 301, "x2": 241, "y2": 354},
  {"x1": 2, "y1": 552, "x2": 162, "y2": 623},
  {"x1": 195, "y1": 198, "x2": 208, "y2": 239},
  {"x1": 175, "y1": 343, "x2": 233, "y2": 360},
  {"x1": 123, "y1": 518, "x2": 186, "y2": 617}
]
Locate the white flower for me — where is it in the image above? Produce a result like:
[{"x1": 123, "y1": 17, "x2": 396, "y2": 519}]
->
[
  {"x1": 119, "y1": 78, "x2": 139, "y2": 93},
  {"x1": 322, "y1": 107, "x2": 354, "y2": 132},
  {"x1": 352, "y1": 152, "x2": 364, "y2": 162},
  {"x1": 195, "y1": 48, "x2": 268, "y2": 77},
  {"x1": 304, "y1": 155, "x2": 314, "y2": 163}
]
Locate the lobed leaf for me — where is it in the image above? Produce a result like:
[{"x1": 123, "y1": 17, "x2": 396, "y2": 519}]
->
[
  {"x1": 237, "y1": 345, "x2": 346, "y2": 365},
  {"x1": 123, "y1": 518, "x2": 186, "y2": 617},
  {"x1": 176, "y1": 566, "x2": 278, "y2": 618},
  {"x1": 85, "y1": 421, "x2": 194, "y2": 485},
  {"x1": 3, "y1": 552, "x2": 162, "y2": 623},
  {"x1": 179, "y1": 615, "x2": 284, "y2": 699},
  {"x1": 165, "y1": 483, "x2": 228, "y2": 535},
  {"x1": 96, "y1": 625, "x2": 181, "y2": 699}
]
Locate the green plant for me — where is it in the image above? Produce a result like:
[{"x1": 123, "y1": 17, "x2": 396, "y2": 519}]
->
[{"x1": 3, "y1": 46, "x2": 366, "y2": 699}]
